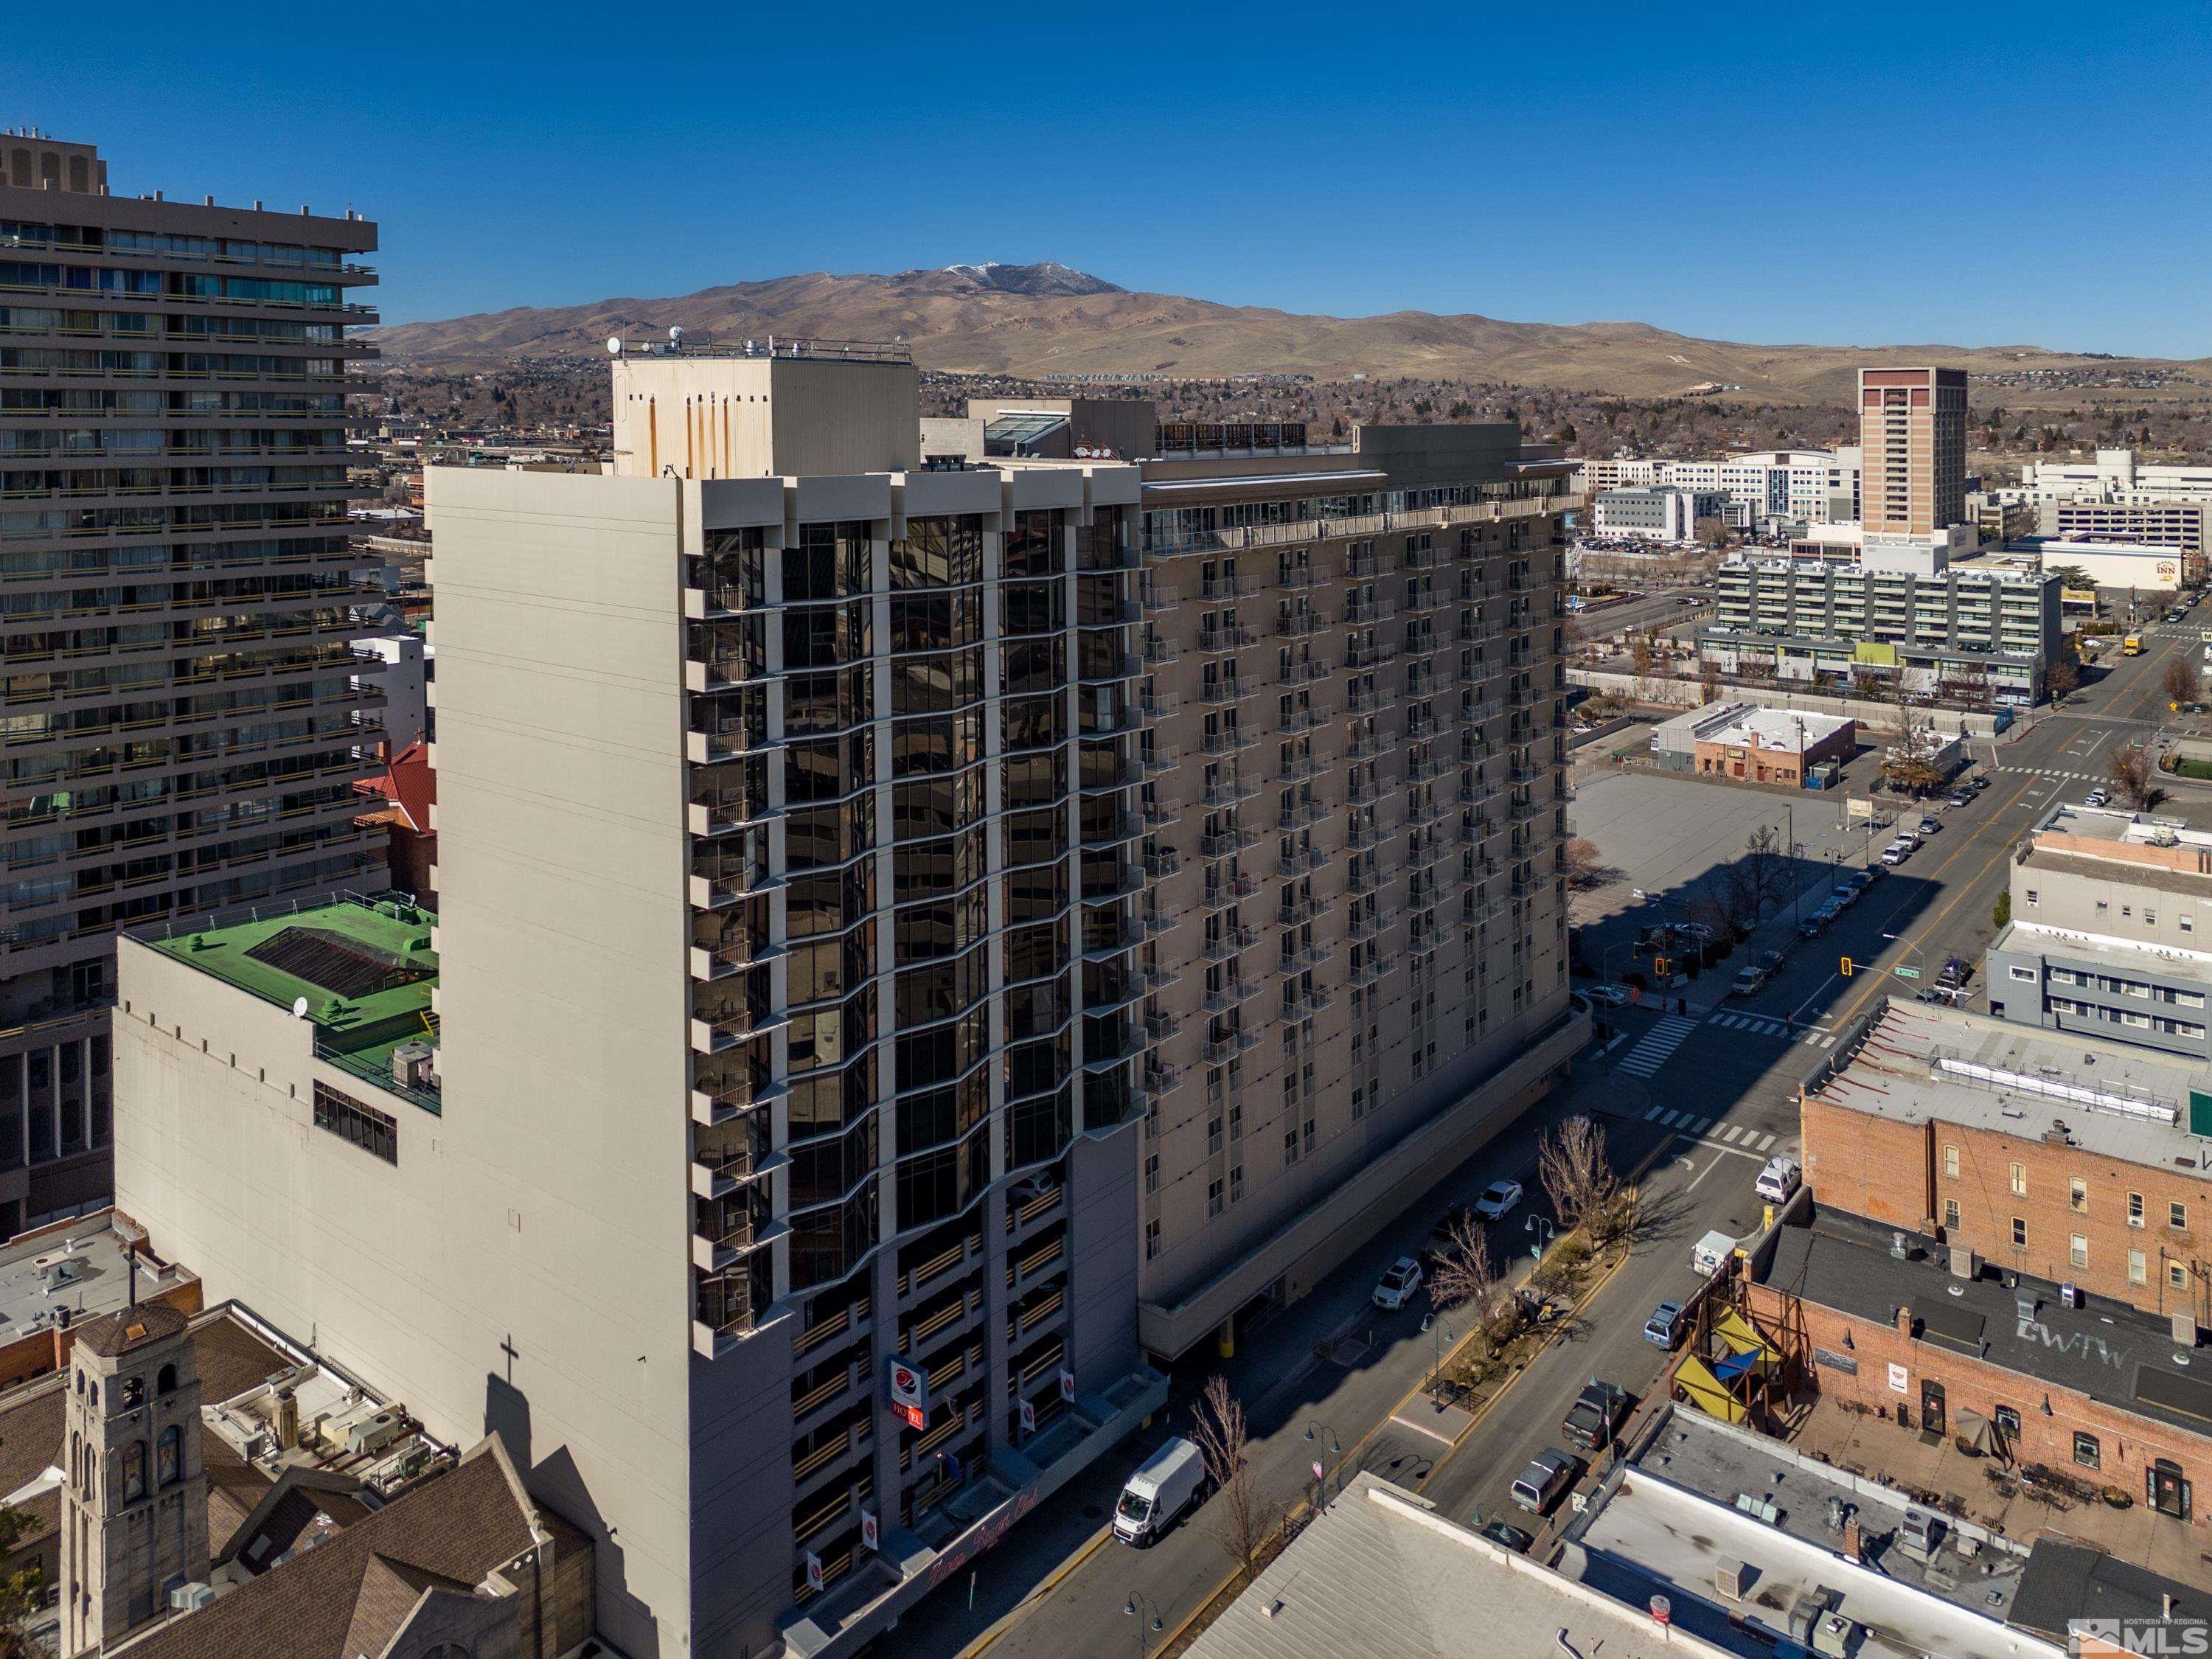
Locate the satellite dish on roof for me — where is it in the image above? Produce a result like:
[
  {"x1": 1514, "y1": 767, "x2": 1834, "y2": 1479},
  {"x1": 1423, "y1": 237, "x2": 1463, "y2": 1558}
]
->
[
  {"x1": 291, "y1": 995, "x2": 310, "y2": 1019},
  {"x1": 668, "y1": 326, "x2": 684, "y2": 343},
  {"x1": 605, "y1": 336, "x2": 625, "y2": 356}
]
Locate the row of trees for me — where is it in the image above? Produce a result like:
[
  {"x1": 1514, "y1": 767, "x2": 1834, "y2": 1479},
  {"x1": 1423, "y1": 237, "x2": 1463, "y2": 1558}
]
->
[{"x1": 1185, "y1": 1116, "x2": 1630, "y2": 1583}]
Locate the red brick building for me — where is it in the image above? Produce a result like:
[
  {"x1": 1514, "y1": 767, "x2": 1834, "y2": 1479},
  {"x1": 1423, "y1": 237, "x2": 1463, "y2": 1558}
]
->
[
  {"x1": 1752, "y1": 1209, "x2": 2210, "y2": 1529},
  {"x1": 1801, "y1": 1001, "x2": 2212, "y2": 1330}
]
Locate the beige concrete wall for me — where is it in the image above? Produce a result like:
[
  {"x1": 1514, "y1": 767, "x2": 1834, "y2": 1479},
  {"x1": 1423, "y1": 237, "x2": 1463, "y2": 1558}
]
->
[
  {"x1": 122, "y1": 465, "x2": 706, "y2": 1655},
  {"x1": 612, "y1": 356, "x2": 919, "y2": 480},
  {"x1": 425, "y1": 465, "x2": 698, "y2": 1654}
]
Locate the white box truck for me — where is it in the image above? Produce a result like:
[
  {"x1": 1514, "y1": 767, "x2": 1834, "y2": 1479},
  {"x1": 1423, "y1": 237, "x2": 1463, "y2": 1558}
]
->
[
  {"x1": 1113, "y1": 1437, "x2": 1208, "y2": 1546},
  {"x1": 1692, "y1": 1229, "x2": 1737, "y2": 1278}
]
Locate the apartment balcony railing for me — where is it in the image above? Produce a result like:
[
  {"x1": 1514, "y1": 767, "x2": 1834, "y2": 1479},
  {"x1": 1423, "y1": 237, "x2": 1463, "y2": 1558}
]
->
[
  {"x1": 1203, "y1": 978, "x2": 1261, "y2": 1014},
  {"x1": 1277, "y1": 846, "x2": 1327, "y2": 877},
  {"x1": 1195, "y1": 625, "x2": 1258, "y2": 655},
  {"x1": 1142, "y1": 635, "x2": 1180, "y2": 664},
  {"x1": 1196, "y1": 676, "x2": 1253, "y2": 706},
  {"x1": 1276, "y1": 658, "x2": 1329, "y2": 685},
  {"x1": 1143, "y1": 848, "x2": 1181, "y2": 882},
  {"x1": 1141, "y1": 745, "x2": 1181, "y2": 778},
  {"x1": 1199, "y1": 574, "x2": 1257, "y2": 600},
  {"x1": 1201, "y1": 773, "x2": 1262, "y2": 808},
  {"x1": 1202, "y1": 925, "x2": 1260, "y2": 961},
  {"x1": 1281, "y1": 987, "x2": 1335, "y2": 1019},
  {"x1": 1276, "y1": 799, "x2": 1327, "y2": 830},
  {"x1": 1344, "y1": 685, "x2": 1398, "y2": 715},
  {"x1": 1201, "y1": 872, "x2": 1261, "y2": 910},
  {"x1": 1274, "y1": 705, "x2": 1326, "y2": 735},
  {"x1": 1276, "y1": 754, "x2": 1320, "y2": 783},
  {"x1": 1276, "y1": 893, "x2": 1330, "y2": 928},
  {"x1": 1341, "y1": 597, "x2": 1396, "y2": 626},
  {"x1": 1402, "y1": 754, "x2": 1449, "y2": 783},
  {"x1": 1348, "y1": 957, "x2": 1391, "y2": 988},
  {"x1": 1200, "y1": 727, "x2": 1258, "y2": 757},
  {"x1": 1276, "y1": 611, "x2": 1324, "y2": 638}
]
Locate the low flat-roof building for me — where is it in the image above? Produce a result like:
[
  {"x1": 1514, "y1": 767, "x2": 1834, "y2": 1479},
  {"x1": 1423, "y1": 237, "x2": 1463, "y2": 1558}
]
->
[
  {"x1": 1649, "y1": 701, "x2": 1856, "y2": 787},
  {"x1": 2029, "y1": 539, "x2": 2194, "y2": 594},
  {"x1": 1801, "y1": 996, "x2": 2212, "y2": 1326},
  {"x1": 1989, "y1": 803, "x2": 2212, "y2": 1064},
  {"x1": 1183, "y1": 1469, "x2": 1745, "y2": 1659},
  {"x1": 1593, "y1": 484, "x2": 1730, "y2": 542},
  {"x1": 1562, "y1": 1408, "x2": 2059, "y2": 1658},
  {"x1": 1749, "y1": 1201, "x2": 2212, "y2": 1543}
]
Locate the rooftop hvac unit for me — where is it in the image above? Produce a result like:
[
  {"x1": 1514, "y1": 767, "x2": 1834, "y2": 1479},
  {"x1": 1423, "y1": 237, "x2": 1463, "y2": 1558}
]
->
[
  {"x1": 1899, "y1": 1507, "x2": 1943, "y2": 1560},
  {"x1": 168, "y1": 1582, "x2": 217, "y2": 1612},
  {"x1": 1716, "y1": 1557, "x2": 1753, "y2": 1600},
  {"x1": 1812, "y1": 1613, "x2": 1859, "y2": 1658},
  {"x1": 391, "y1": 1042, "x2": 434, "y2": 1089},
  {"x1": 345, "y1": 1410, "x2": 405, "y2": 1456}
]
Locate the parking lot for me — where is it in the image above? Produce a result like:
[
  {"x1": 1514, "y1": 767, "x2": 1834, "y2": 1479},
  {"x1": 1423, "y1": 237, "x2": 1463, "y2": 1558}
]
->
[{"x1": 1568, "y1": 767, "x2": 1893, "y2": 988}]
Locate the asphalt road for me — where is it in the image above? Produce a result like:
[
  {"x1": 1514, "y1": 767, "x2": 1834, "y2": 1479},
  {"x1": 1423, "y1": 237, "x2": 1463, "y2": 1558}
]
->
[{"x1": 894, "y1": 630, "x2": 2204, "y2": 1659}]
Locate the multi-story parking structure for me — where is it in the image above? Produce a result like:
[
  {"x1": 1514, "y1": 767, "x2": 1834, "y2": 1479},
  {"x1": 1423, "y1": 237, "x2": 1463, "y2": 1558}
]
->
[
  {"x1": 0, "y1": 133, "x2": 380, "y2": 1233},
  {"x1": 1125, "y1": 420, "x2": 1587, "y2": 1358},
  {"x1": 1699, "y1": 557, "x2": 2060, "y2": 706}
]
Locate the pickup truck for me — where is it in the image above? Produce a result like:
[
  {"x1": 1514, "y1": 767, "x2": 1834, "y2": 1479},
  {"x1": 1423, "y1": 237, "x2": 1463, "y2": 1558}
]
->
[{"x1": 1560, "y1": 1380, "x2": 1631, "y2": 1452}]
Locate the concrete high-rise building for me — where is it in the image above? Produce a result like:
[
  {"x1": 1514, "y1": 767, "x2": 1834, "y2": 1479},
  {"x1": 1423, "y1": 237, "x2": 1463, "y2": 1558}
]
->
[
  {"x1": 1123, "y1": 417, "x2": 1585, "y2": 1357},
  {"x1": 0, "y1": 133, "x2": 382, "y2": 1234},
  {"x1": 1860, "y1": 366, "x2": 1966, "y2": 536},
  {"x1": 106, "y1": 353, "x2": 1586, "y2": 1658}
]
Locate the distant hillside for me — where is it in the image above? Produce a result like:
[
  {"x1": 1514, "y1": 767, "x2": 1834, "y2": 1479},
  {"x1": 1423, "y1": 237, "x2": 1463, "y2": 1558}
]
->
[{"x1": 367, "y1": 264, "x2": 2211, "y2": 402}]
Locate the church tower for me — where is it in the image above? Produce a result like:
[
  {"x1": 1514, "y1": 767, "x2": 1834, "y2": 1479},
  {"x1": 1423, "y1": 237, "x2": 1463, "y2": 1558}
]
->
[{"x1": 60, "y1": 1303, "x2": 207, "y2": 1656}]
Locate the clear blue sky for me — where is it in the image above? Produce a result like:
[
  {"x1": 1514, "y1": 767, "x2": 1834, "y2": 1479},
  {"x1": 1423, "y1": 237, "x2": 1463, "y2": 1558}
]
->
[{"x1": 17, "y1": 1, "x2": 2211, "y2": 356}]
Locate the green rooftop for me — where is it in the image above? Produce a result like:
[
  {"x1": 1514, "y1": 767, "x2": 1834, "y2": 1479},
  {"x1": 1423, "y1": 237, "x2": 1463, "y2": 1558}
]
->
[{"x1": 150, "y1": 898, "x2": 441, "y2": 1110}]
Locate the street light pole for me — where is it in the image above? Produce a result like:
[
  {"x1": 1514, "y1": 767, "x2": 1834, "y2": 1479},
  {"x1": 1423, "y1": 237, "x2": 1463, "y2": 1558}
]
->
[
  {"x1": 1124, "y1": 1593, "x2": 1166, "y2": 1659},
  {"x1": 1303, "y1": 1421, "x2": 1343, "y2": 1507}
]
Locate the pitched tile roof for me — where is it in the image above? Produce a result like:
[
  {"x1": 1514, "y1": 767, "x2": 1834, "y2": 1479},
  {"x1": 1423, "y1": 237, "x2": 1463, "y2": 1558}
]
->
[{"x1": 119, "y1": 1439, "x2": 538, "y2": 1659}]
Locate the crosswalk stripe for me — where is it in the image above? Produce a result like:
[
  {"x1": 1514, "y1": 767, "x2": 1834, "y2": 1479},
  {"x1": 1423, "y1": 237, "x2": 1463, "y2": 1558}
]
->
[
  {"x1": 1644, "y1": 1105, "x2": 1667, "y2": 1121},
  {"x1": 1691, "y1": 1116, "x2": 1714, "y2": 1133},
  {"x1": 1658, "y1": 1108, "x2": 1680, "y2": 1126},
  {"x1": 1755, "y1": 1133, "x2": 1775, "y2": 1152},
  {"x1": 1719, "y1": 1124, "x2": 1743, "y2": 1143}
]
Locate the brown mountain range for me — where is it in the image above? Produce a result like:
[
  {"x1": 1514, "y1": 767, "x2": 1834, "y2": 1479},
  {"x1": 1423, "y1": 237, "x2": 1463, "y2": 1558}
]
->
[{"x1": 366, "y1": 265, "x2": 2208, "y2": 403}]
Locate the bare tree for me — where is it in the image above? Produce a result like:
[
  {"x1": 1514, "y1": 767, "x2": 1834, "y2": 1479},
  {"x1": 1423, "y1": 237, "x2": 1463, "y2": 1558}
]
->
[
  {"x1": 1878, "y1": 711, "x2": 1947, "y2": 798},
  {"x1": 1538, "y1": 1114, "x2": 1623, "y2": 1246},
  {"x1": 2045, "y1": 659, "x2": 2080, "y2": 702},
  {"x1": 1427, "y1": 1212, "x2": 1506, "y2": 1333},
  {"x1": 1560, "y1": 837, "x2": 1604, "y2": 888},
  {"x1": 1189, "y1": 1375, "x2": 1273, "y2": 1580},
  {"x1": 1686, "y1": 885, "x2": 1736, "y2": 948},
  {"x1": 1848, "y1": 665, "x2": 1887, "y2": 703},
  {"x1": 1725, "y1": 824, "x2": 1790, "y2": 930},
  {"x1": 1698, "y1": 657, "x2": 1722, "y2": 704},
  {"x1": 2164, "y1": 655, "x2": 2199, "y2": 709},
  {"x1": 1629, "y1": 630, "x2": 1659, "y2": 703},
  {"x1": 2108, "y1": 742, "x2": 2157, "y2": 809}
]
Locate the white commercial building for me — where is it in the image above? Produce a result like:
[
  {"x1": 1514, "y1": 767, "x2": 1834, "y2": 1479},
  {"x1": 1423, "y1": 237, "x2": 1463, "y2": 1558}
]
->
[
  {"x1": 1577, "y1": 448, "x2": 1859, "y2": 528},
  {"x1": 2030, "y1": 538, "x2": 2190, "y2": 593},
  {"x1": 2018, "y1": 448, "x2": 2212, "y2": 505},
  {"x1": 1592, "y1": 484, "x2": 1728, "y2": 541}
]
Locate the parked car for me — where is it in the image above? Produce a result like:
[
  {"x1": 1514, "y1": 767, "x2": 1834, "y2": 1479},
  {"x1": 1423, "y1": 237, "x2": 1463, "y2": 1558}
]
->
[
  {"x1": 1846, "y1": 869, "x2": 1879, "y2": 894},
  {"x1": 1643, "y1": 1300, "x2": 1686, "y2": 1349},
  {"x1": 1918, "y1": 815, "x2": 1941, "y2": 835},
  {"x1": 1473, "y1": 1179, "x2": 1524, "y2": 1221},
  {"x1": 1373, "y1": 1256, "x2": 1425, "y2": 1311},
  {"x1": 1798, "y1": 916, "x2": 1826, "y2": 939},
  {"x1": 1476, "y1": 1519, "x2": 1536, "y2": 1553},
  {"x1": 2086, "y1": 789, "x2": 2111, "y2": 807},
  {"x1": 1879, "y1": 840, "x2": 1913, "y2": 866},
  {"x1": 1422, "y1": 1207, "x2": 1475, "y2": 1267},
  {"x1": 1830, "y1": 883, "x2": 1857, "y2": 907},
  {"x1": 1754, "y1": 1155, "x2": 1803, "y2": 1204},
  {"x1": 1114, "y1": 1438, "x2": 1208, "y2": 1546},
  {"x1": 1511, "y1": 1449, "x2": 1581, "y2": 1514},
  {"x1": 1947, "y1": 789, "x2": 1972, "y2": 807},
  {"x1": 1756, "y1": 949, "x2": 1785, "y2": 975},
  {"x1": 1730, "y1": 964, "x2": 1767, "y2": 996},
  {"x1": 1585, "y1": 984, "x2": 1631, "y2": 1007},
  {"x1": 1562, "y1": 1381, "x2": 1632, "y2": 1452}
]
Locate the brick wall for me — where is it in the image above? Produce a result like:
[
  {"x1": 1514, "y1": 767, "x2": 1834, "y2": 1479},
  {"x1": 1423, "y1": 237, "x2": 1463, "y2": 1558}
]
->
[
  {"x1": 1801, "y1": 1093, "x2": 1933, "y2": 1234},
  {"x1": 1748, "y1": 1281, "x2": 2209, "y2": 1524},
  {"x1": 1800, "y1": 1096, "x2": 2212, "y2": 1327}
]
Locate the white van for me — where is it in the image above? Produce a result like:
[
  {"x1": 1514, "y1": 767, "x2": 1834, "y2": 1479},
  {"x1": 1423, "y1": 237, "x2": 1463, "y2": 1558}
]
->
[
  {"x1": 1114, "y1": 1437, "x2": 1208, "y2": 1546},
  {"x1": 1754, "y1": 1155, "x2": 1802, "y2": 1204},
  {"x1": 1692, "y1": 1229, "x2": 1737, "y2": 1278}
]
